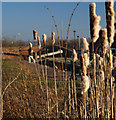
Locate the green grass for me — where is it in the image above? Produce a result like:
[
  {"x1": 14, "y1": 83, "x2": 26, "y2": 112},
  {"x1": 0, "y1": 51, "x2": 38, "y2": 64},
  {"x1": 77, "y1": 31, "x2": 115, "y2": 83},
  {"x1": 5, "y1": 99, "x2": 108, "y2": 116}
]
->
[
  {"x1": 2, "y1": 58, "x2": 56, "y2": 90},
  {"x1": 2, "y1": 59, "x2": 21, "y2": 83}
]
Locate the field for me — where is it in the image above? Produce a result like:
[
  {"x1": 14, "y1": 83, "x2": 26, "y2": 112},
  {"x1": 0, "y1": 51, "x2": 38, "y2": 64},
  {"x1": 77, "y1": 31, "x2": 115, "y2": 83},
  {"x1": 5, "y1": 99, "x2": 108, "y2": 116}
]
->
[
  {"x1": 2, "y1": 43, "x2": 116, "y2": 119},
  {"x1": 2, "y1": 47, "x2": 82, "y2": 118}
]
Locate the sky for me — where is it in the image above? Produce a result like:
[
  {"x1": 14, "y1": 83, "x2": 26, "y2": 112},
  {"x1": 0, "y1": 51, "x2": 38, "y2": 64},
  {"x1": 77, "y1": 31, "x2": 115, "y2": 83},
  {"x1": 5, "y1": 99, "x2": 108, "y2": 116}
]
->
[{"x1": 2, "y1": 1, "x2": 115, "y2": 42}]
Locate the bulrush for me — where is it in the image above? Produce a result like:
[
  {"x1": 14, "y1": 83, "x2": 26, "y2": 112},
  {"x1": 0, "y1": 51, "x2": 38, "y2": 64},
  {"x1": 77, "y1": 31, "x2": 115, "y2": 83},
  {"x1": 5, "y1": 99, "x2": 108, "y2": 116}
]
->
[
  {"x1": 29, "y1": 42, "x2": 32, "y2": 48},
  {"x1": 90, "y1": 3, "x2": 101, "y2": 42},
  {"x1": 93, "y1": 15, "x2": 101, "y2": 42},
  {"x1": 42, "y1": 33, "x2": 47, "y2": 47},
  {"x1": 83, "y1": 53, "x2": 89, "y2": 68},
  {"x1": 52, "y1": 32, "x2": 55, "y2": 45},
  {"x1": 81, "y1": 53, "x2": 90, "y2": 94},
  {"x1": 82, "y1": 37, "x2": 89, "y2": 52},
  {"x1": 109, "y1": 49, "x2": 113, "y2": 69},
  {"x1": 33, "y1": 30, "x2": 38, "y2": 42},
  {"x1": 105, "y1": 1, "x2": 115, "y2": 118},
  {"x1": 105, "y1": 0, "x2": 115, "y2": 45},
  {"x1": 52, "y1": 31, "x2": 58, "y2": 116},
  {"x1": 73, "y1": 49, "x2": 78, "y2": 62},
  {"x1": 90, "y1": 3, "x2": 96, "y2": 16},
  {"x1": 96, "y1": 54, "x2": 103, "y2": 70},
  {"x1": 90, "y1": 3, "x2": 101, "y2": 118},
  {"x1": 96, "y1": 54, "x2": 100, "y2": 59},
  {"x1": 81, "y1": 75, "x2": 90, "y2": 94},
  {"x1": 101, "y1": 28, "x2": 108, "y2": 54},
  {"x1": 81, "y1": 37, "x2": 89, "y2": 74},
  {"x1": 37, "y1": 36, "x2": 41, "y2": 50},
  {"x1": 107, "y1": 49, "x2": 114, "y2": 69}
]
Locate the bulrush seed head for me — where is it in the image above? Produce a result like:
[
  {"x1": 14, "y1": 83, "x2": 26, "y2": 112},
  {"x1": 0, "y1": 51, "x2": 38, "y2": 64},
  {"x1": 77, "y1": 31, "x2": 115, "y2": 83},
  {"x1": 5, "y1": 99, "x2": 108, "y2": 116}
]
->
[
  {"x1": 52, "y1": 32, "x2": 55, "y2": 45},
  {"x1": 93, "y1": 16, "x2": 101, "y2": 42},
  {"x1": 37, "y1": 36, "x2": 40, "y2": 42},
  {"x1": 90, "y1": 3, "x2": 96, "y2": 16},
  {"x1": 82, "y1": 37, "x2": 89, "y2": 51},
  {"x1": 73, "y1": 49, "x2": 78, "y2": 62},
  {"x1": 29, "y1": 42, "x2": 32, "y2": 48},
  {"x1": 107, "y1": 0, "x2": 114, "y2": 7},
  {"x1": 42, "y1": 33, "x2": 47, "y2": 45},
  {"x1": 33, "y1": 30, "x2": 38, "y2": 41},
  {"x1": 93, "y1": 16, "x2": 101, "y2": 25},
  {"x1": 105, "y1": 0, "x2": 115, "y2": 45},
  {"x1": 81, "y1": 75, "x2": 90, "y2": 94},
  {"x1": 90, "y1": 3, "x2": 101, "y2": 42},
  {"x1": 96, "y1": 53, "x2": 100, "y2": 58},
  {"x1": 84, "y1": 53, "x2": 89, "y2": 67},
  {"x1": 37, "y1": 36, "x2": 41, "y2": 49},
  {"x1": 110, "y1": 49, "x2": 113, "y2": 69},
  {"x1": 101, "y1": 28, "x2": 108, "y2": 53}
]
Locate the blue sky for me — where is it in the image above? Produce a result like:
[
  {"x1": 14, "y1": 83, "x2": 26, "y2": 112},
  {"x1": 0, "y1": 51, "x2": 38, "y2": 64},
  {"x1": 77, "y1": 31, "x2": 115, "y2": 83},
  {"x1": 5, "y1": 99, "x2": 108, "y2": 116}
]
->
[{"x1": 2, "y1": 2, "x2": 114, "y2": 42}]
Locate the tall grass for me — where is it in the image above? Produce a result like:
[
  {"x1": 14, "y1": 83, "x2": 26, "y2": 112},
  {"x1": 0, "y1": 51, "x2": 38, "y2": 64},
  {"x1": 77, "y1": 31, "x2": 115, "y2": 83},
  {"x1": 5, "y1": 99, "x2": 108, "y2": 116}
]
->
[{"x1": 2, "y1": 1, "x2": 115, "y2": 119}]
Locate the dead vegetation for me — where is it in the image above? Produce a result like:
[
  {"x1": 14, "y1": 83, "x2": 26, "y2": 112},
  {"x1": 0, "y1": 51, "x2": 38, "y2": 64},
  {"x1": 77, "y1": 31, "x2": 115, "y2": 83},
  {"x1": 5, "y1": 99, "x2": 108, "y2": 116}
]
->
[{"x1": 2, "y1": 1, "x2": 116, "y2": 119}]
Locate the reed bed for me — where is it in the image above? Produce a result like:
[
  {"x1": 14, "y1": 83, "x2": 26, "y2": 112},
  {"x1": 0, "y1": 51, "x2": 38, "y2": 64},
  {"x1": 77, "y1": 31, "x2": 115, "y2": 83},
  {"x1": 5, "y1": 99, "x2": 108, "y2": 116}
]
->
[{"x1": 2, "y1": 1, "x2": 115, "y2": 119}]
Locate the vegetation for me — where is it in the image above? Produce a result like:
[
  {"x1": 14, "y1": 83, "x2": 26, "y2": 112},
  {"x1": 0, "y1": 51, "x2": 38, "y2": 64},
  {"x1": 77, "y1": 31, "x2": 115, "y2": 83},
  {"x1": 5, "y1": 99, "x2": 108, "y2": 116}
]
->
[
  {"x1": 2, "y1": 1, "x2": 116, "y2": 119},
  {"x1": 2, "y1": 37, "x2": 27, "y2": 48}
]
